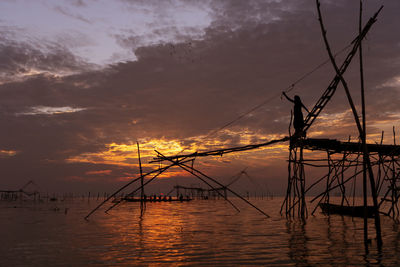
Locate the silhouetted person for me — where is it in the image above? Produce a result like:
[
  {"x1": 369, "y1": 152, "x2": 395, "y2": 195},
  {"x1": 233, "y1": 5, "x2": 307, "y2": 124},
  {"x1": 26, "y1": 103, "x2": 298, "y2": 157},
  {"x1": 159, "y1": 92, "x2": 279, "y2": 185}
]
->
[{"x1": 282, "y1": 92, "x2": 309, "y2": 137}]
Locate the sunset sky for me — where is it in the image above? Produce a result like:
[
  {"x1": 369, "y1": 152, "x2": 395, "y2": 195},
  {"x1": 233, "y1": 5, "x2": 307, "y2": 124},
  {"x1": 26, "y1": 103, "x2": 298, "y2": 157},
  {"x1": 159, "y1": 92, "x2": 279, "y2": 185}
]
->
[{"x1": 0, "y1": 0, "x2": 398, "y2": 194}]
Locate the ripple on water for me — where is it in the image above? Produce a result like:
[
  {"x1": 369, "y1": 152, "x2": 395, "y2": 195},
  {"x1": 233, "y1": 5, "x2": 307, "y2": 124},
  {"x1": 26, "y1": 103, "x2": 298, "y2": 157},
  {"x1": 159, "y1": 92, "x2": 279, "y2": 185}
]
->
[{"x1": 1, "y1": 197, "x2": 400, "y2": 266}]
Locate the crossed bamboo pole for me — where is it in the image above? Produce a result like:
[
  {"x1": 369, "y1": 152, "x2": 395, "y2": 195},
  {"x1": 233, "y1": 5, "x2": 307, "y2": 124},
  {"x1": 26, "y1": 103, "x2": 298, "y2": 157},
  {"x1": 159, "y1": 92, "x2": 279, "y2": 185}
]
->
[
  {"x1": 84, "y1": 157, "x2": 192, "y2": 220},
  {"x1": 316, "y1": 0, "x2": 384, "y2": 248},
  {"x1": 155, "y1": 150, "x2": 270, "y2": 218}
]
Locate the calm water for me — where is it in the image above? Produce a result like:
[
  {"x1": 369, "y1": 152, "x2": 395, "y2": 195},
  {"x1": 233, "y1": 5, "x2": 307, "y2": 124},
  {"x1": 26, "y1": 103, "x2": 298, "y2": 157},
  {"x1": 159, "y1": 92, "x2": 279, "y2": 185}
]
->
[{"x1": 1, "y1": 197, "x2": 400, "y2": 266}]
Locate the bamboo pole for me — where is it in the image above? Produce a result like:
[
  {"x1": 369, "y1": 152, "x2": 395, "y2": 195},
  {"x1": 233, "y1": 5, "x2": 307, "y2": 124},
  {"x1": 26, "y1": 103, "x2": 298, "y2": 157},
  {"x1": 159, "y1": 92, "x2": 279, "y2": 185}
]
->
[
  {"x1": 137, "y1": 141, "x2": 145, "y2": 217},
  {"x1": 316, "y1": 0, "x2": 383, "y2": 248},
  {"x1": 294, "y1": 147, "x2": 300, "y2": 217},
  {"x1": 150, "y1": 137, "x2": 289, "y2": 163},
  {"x1": 300, "y1": 145, "x2": 307, "y2": 219},
  {"x1": 392, "y1": 127, "x2": 397, "y2": 218},
  {"x1": 326, "y1": 151, "x2": 331, "y2": 205},
  {"x1": 358, "y1": 0, "x2": 369, "y2": 248}
]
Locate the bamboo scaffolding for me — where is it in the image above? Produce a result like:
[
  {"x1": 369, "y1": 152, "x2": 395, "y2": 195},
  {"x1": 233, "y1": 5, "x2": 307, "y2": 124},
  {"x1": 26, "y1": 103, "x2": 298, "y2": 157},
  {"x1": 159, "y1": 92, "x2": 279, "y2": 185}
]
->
[
  {"x1": 84, "y1": 158, "x2": 192, "y2": 220},
  {"x1": 80, "y1": 4, "x2": 400, "y2": 256},
  {"x1": 155, "y1": 151, "x2": 242, "y2": 212},
  {"x1": 156, "y1": 151, "x2": 270, "y2": 218}
]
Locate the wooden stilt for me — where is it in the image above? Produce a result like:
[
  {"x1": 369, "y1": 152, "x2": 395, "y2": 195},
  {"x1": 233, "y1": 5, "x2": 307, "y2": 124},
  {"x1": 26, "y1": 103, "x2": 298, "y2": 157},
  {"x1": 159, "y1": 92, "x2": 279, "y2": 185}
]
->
[{"x1": 137, "y1": 141, "x2": 145, "y2": 217}]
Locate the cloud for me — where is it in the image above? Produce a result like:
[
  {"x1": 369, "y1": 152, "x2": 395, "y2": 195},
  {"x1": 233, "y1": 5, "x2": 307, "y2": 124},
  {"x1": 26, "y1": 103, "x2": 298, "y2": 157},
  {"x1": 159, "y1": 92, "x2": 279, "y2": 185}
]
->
[
  {"x1": 16, "y1": 106, "x2": 87, "y2": 116},
  {"x1": 85, "y1": 169, "x2": 112, "y2": 175},
  {"x1": 0, "y1": 38, "x2": 95, "y2": 83},
  {"x1": 0, "y1": 150, "x2": 18, "y2": 158},
  {"x1": 111, "y1": 0, "x2": 213, "y2": 56},
  {"x1": 114, "y1": 26, "x2": 205, "y2": 55},
  {"x1": 53, "y1": 5, "x2": 92, "y2": 24},
  {"x1": 66, "y1": 0, "x2": 87, "y2": 8}
]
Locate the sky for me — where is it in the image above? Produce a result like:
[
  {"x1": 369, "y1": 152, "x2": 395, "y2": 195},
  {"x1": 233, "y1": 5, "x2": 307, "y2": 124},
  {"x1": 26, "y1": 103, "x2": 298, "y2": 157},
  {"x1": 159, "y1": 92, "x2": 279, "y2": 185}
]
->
[{"x1": 0, "y1": 0, "x2": 399, "y2": 195}]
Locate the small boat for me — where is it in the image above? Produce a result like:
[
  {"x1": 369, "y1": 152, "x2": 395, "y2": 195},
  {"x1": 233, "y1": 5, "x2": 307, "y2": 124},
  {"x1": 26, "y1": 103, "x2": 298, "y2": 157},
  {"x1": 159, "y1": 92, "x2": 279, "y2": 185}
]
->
[{"x1": 319, "y1": 203, "x2": 375, "y2": 218}]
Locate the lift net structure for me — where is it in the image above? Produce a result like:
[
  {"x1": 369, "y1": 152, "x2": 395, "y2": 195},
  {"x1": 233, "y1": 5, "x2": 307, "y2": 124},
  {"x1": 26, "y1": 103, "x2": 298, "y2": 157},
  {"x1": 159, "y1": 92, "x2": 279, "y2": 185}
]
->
[{"x1": 85, "y1": 2, "x2": 397, "y2": 249}]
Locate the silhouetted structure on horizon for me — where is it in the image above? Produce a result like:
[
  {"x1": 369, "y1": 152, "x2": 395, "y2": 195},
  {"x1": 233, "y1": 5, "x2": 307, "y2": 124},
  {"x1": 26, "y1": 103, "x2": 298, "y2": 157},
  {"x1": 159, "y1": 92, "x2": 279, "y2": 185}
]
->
[{"x1": 0, "y1": 180, "x2": 41, "y2": 201}]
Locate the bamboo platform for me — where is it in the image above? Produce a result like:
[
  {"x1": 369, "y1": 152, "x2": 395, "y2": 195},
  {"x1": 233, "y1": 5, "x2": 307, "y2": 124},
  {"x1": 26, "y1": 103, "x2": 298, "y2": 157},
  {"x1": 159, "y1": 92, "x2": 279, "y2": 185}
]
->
[{"x1": 292, "y1": 138, "x2": 400, "y2": 156}]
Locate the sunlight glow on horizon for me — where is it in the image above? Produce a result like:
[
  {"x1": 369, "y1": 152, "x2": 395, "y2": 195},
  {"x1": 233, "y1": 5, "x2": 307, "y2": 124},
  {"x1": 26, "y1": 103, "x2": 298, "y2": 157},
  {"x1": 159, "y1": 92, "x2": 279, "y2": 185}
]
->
[
  {"x1": 65, "y1": 130, "x2": 291, "y2": 170},
  {"x1": 0, "y1": 149, "x2": 18, "y2": 158}
]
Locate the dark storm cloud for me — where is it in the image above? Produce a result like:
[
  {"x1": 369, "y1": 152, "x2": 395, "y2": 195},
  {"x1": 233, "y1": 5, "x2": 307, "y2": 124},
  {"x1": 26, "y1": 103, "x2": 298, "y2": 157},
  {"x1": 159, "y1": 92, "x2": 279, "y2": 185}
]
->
[{"x1": 0, "y1": 0, "x2": 399, "y2": 191}]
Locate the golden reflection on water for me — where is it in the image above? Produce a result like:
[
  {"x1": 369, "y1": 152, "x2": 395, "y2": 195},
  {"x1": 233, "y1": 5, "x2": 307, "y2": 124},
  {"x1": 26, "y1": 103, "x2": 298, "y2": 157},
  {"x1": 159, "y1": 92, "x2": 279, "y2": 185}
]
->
[
  {"x1": 93, "y1": 202, "x2": 200, "y2": 264},
  {"x1": 1, "y1": 197, "x2": 400, "y2": 265},
  {"x1": 81, "y1": 198, "x2": 400, "y2": 265}
]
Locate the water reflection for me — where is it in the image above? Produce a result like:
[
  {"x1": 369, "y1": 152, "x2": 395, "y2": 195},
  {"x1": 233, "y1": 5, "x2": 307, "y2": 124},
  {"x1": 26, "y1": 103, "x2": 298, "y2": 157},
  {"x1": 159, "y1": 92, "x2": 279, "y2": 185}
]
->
[
  {"x1": 92, "y1": 202, "x2": 196, "y2": 264},
  {"x1": 284, "y1": 210, "x2": 396, "y2": 266},
  {"x1": 138, "y1": 216, "x2": 144, "y2": 260},
  {"x1": 393, "y1": 223, "x2": 400, "y2": 265},
  {"x1": 327, "y1": 216, "x2": 358, "y2": 265},
  {"x1": 286, "y1": 220, "x2": 310, "y2": 266},
  {"x1": 2, "y1": 197, "x2": 400, "y2": 265}
]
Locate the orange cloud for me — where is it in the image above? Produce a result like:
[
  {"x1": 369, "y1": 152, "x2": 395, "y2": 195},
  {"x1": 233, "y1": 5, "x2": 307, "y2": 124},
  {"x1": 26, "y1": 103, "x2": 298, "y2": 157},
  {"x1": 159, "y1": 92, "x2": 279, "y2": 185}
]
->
[
  {"x1": 65, "y1": 130, "x2": 290, "y2": 170},
  {"x1": 117, "y1": 169, "x2": 189, "y2": 182},
  {"x1": 85, "y1": 169, "x2": 113, "y2": 176},
  {"x1": 0, "y1": 149, "x2": 18, "y2": 158},
  {"x1": 65, "y1": 175, "x2": 85, "y2": 181}
]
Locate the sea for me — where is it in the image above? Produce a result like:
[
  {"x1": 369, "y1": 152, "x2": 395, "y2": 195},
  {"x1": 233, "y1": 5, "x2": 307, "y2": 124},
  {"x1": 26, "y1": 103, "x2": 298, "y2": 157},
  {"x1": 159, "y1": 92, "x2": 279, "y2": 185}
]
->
[{"x1": 1, "y1": 196, "x2": 400, "y2": 266}]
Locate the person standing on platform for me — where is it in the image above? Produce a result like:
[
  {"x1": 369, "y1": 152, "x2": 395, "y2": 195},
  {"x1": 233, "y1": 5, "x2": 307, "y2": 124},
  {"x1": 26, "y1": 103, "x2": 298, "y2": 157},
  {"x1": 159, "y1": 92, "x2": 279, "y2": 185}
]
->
[{"x1": 282, "y1": 92, "x2": 309, "y2": 137}]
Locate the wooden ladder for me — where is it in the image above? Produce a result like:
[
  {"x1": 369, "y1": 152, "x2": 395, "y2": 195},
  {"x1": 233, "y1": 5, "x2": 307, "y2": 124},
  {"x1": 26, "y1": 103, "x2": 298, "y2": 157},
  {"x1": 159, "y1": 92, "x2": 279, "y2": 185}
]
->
[{"x1": 303, "y1": 6, "x2": 382, "y2": 132}]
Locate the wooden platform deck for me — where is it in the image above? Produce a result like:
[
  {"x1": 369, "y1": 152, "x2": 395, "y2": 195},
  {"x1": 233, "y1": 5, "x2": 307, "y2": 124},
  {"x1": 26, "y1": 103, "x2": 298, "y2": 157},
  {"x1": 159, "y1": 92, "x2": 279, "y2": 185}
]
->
[{"x1": 293, "y1": 138, "x2": 400, "y2": 156}]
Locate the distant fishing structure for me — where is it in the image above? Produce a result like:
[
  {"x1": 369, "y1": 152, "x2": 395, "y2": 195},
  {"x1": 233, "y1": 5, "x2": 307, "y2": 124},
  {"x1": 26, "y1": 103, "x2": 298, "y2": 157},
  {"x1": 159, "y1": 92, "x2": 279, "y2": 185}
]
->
[
  {"x1": 84, "y1": 1, "x2": 398, "y2": 250},
  {"x1": 0, "y1": 180, "x2": 41, "y2": 201},
  {"x1": 165, "y1": 168, "x2": 271, "y2": 200}
]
